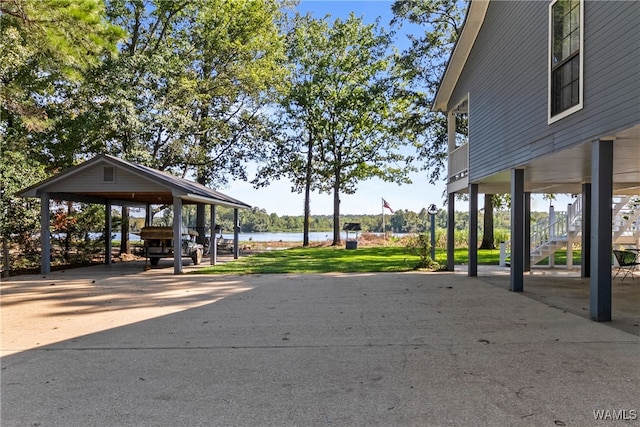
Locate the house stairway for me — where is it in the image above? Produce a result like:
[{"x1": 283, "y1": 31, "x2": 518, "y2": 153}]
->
[{"x1": 500, "y1": 195, "x2": 639, "y2": 267}]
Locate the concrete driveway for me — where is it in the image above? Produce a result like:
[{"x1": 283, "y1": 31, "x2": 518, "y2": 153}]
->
[{"x1": 1, "y1": 262, "x2": 639, "y2": 426}]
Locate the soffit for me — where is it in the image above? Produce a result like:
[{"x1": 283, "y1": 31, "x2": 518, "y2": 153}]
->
[{"x1": 472, "y1": 124, "x2": 640, "y2": 195}]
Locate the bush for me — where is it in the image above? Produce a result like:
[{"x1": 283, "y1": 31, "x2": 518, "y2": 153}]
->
[{"x1": 404, "y1": 233, "x2": 440, "y2": 270}]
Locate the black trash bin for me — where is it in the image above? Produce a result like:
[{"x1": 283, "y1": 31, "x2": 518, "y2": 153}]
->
[{"x1": 343, "y1": 223, "x2": 361, "y2": 250}]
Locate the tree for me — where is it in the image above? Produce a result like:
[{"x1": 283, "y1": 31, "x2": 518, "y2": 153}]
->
[
  {"x1": 183, "y1": 0, "x2": 288, "y2": 242},
  {"x1": 253, "y1": 14, "x2": 329, "y2": 246},
  {"x1": 479, "y1": 194, "x2": 510, "y2": 249},
  {"x1": 1, "y1": 0, "x2": 123, "y2": 271},
  {"x1": 390, "y1": 0, "x2": 467, "y2": 186},
  {"x1": 54, "y1": 0, "x2": 288, "y2": 249},
  {"x1": 69, "y1": 0, "x2": 288, "y2": 179},
  {"x1": 479, "y1": 194, "x2": 495, "y2": 249},
  {"x1": 0, "y1": 150, "x2": 48, "y2": 273},
  {"x1": 1, "y1": 0, "x2": 123, "y2": 135},
  {"x1": 257, "y1": 13, "x2": 416, "y2": 246}
]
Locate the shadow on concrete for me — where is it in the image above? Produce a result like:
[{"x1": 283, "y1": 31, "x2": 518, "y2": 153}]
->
[
  {"x1": 2, "y1": 270, "x2": 639, "y2": 426},
  {"x1": 454, "y1": 265, "x2": 640, "y2": 337}
]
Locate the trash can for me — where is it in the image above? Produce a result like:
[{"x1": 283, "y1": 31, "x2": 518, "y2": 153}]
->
[{"x1": 343, "y1": 223, "x2": 361, "y2": 250}]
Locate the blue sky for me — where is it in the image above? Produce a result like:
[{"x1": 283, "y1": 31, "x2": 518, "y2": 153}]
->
[{"x1": 225, "y1": 1, "x2": 573, "y2": 216}]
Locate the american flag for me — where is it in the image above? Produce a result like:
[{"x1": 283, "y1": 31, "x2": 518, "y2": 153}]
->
[{"x1": 382, "y1": 198, "x2": 394, "y2": 213}]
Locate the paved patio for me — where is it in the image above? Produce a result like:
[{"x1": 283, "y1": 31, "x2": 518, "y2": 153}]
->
[
  {"x1": 1, "y1": 261, "x2": 638, "y2": 426},
  {"x1": 454, "y1": 264, "x2": 640, "y2": 337}
]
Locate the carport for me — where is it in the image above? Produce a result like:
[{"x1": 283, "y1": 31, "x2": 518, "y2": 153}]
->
[{"x1": 19, "y1": 154, "x2": 251, "y2": 275}]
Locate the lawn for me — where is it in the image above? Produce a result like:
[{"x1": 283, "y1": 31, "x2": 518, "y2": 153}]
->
[{"x1": 192, "y1": 246, "x2": 507, "y2": 275}]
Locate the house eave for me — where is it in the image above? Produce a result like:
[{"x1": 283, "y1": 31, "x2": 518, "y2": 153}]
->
[{"x1": 433, "y1": 0, "x2": 490, "y2": 112}]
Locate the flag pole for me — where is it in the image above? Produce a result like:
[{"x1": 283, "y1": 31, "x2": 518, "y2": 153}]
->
[{"x1": 381, "y1": 197, "x2": 385, "y2": 241}]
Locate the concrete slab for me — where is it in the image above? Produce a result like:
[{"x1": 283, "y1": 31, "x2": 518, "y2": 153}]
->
[
  {"x1": 455, "y1": 264, "x2": 640, "y2": 337},
  {"x1": 1, "y1": 264, "x2": 639, "y2": 426}
]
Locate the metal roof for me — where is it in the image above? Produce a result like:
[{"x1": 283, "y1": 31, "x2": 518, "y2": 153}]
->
[{"x1": 19, "y1": 154, "x2": 252, "y2": 209}]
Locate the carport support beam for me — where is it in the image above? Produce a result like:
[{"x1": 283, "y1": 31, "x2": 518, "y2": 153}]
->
[
  {"x1": 590, "y1": 139, "x2": 613, "y2": 322},
  {"x1": 105, "y1": 201, "x2": 112, "y2": 265},
  {"x1": 40, "y1": 192, "x2": 51, "y2": 275},
  {"x1": 210, "y1": 204, "x2": 217, "y2": 266},
  {"x1": 468, "y1": 184, "x2": 478, "y2": 276},
  {"x1": 173, "y1": 196, "x2": 183, "y2": 275},
  {"x1": 233, "y1": 208, "x2": 239, "y2": 259},
  {"x1": 510, "y1": 169, "x2": 524, "y2": 292}
]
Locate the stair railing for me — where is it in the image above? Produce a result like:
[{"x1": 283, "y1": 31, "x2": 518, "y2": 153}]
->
[{"x1": 567, "y1": 195, "x2": 582, "y2": 232}]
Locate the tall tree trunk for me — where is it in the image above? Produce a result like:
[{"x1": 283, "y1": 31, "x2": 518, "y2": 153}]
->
[
  {"x1": 331, "y1": 146, "x2": 342, "y2": 246},
  {"x1": 120, "y1": 206, "x2": 131, "y2": 254},
  {"x1": 303, "y1": 187, "x2": 310, "y2": 247},
  {"x1": 303, "y1": 133, "x2": 314, "y2": 247},
  {"x1": 195, "y1": 175, "x2": 207, "y2": 245},
  {"x1": 479, "y1": 194, "x2": 495, "y2": 249},
  {"x1": 2, "y1": 237, "x2": 9, "y2": 278},
  {"x1": 195, "y1": 203, "x2": 206, "y2": 245},
  {"x1": 194, "y1": 79, "x2": 211, "y2": 245},
  {"x1": 64, "y1": 201, "x2": 73, "y2": 261},
  {"x1": 332, "y1": 179, "x2": 341, "y2": 246}
]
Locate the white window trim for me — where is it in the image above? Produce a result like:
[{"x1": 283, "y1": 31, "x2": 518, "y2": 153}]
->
[{"x1": 548, "y1": 0, "x2": 584, "y2": 125}]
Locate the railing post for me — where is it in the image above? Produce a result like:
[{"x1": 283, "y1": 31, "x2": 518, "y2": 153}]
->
[
  {"x1": 499, "y1": 242, "x2": 506, "y2": 267},
  {"x1": 549, "y1": 205, "x2": 555, "y2": 267},
  {"x1": 566, "y1": 202, "x2": 573, "y2": 269}
]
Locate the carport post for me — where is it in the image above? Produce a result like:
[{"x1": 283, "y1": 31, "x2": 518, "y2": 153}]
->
[
  {"x1": 590, "y1": 139, "x2": 613, "y2": 322},
  {"x1": 233, "y1": 208, "x2": 239, "y2": 260},
  {"x1": 468, "y1": 184, "x2": 478, "y2": 277},
  {"x1": 39, "y1": 192, "x2": 51, "y2": 275},
  {"x1": 173, "y1": 196, "x2": 183, "y2": 275},
  {"x1": 105, "y1": 201, "x2": 112, "y2": 265},
  {"x1": 210, "y1": 204, "x2": 217, "y2": 265},
  {"x1": 510, "y1": 169, "x2": 524, "y2": 292}
]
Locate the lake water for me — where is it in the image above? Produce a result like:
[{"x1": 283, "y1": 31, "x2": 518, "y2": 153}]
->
[
  {"x1": 231, "y1": 232, "x2": 408, "y2": 242},
  {"x1": 90, "y1": 231, "x2": 404, "y2": 242},
  {"x1": 88, "y1": 232, "x2": 324, "y2": 242},
  {"x1": 235, "y1": 232, "x2": 332, "y2": 242}
]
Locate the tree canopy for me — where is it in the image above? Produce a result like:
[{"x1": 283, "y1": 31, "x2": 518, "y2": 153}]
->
[
  {"x1": 1, "y1": 0, "x2": 123, "y2": 259},
  {"x1": 256, "y1": 12, "x2": 417, "y2": 245},
  {"x1": 57, "y1": 0, "x2": 289, "y2": 185},
  {"x1": 391, "y1": 0, "x2": 467, "y2": 184},
  {"x1": 1, "y1": 0, "x2": 123, "y2": 136}
]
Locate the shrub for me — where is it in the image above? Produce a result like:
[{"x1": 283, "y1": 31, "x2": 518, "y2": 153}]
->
[{"x1": 404, "y1": 233, "x2": 440, "y2": 270}]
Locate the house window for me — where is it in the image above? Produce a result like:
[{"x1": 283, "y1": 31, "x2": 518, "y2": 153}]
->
[
  {"x1": 549, "y1": 0, "x2": 583, "y2": 123},
  {"x1": 103, "y1": 166, "x2": 115, "y2": 183}
]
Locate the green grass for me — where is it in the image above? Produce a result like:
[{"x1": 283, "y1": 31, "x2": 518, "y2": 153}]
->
[
  {"x1": 537, "y1": 250, "x2": 582, "y2": 266},
  {"x1": 192, "y1": 246, "x2": 582, "y2": 275},
  {"x1": 192, "y1": 246, "x2": 509, "y2": 275},
  {"x1": 445, "y1": 248, "x2": 502, "y2": 266},
  {"x1": 193, "y1": 246, "x2": 422, "y2": 274}
]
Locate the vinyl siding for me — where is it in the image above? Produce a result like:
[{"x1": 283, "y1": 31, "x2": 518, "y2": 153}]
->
[
  {"x1": 449, "y1": 0, "x2": 640, "y2": 182},
  {"x1": 45, "y1": 165, "x2": 170, "y2": 193}
]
